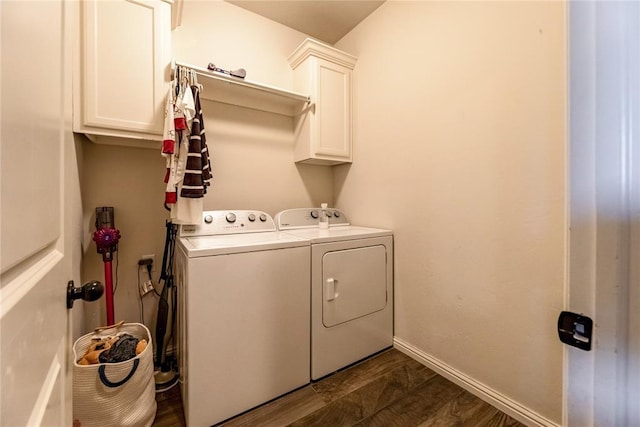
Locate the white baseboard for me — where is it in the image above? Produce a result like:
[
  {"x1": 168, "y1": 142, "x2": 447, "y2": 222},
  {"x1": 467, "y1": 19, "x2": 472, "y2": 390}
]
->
[{"x1": 393, "y1": 337, "x2": 559, "y2": 427}]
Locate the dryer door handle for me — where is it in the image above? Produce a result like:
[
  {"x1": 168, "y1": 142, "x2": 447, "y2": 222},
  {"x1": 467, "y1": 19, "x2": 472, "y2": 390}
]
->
[{"x1": 325, "y1": 278, "x2": 338, "y2": 301}]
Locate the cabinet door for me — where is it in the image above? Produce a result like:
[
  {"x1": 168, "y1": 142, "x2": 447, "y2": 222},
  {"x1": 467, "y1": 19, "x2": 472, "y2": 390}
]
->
[
  {"x1": 314, "y1": 58, "x2": 352, "y2": 160},
  {"x1": 81, "y1": 0, "x2": 169, "y2": 138}
]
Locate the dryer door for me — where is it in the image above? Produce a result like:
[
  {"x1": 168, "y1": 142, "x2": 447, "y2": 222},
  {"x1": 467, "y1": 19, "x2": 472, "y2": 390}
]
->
[{"x1": 322, "y1": 244, "x2": 387, "y2": 327}]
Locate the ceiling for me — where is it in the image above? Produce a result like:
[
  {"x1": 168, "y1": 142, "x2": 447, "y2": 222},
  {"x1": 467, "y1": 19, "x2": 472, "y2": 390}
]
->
[{"x1": 224, "y1": 1, "x2": 385, "y2": 44}]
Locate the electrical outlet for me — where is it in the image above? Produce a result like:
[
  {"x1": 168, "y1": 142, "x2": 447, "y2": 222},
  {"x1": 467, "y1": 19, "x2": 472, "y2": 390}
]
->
[{"x1": 142, "y1": 254, "x2": 155, "y2": 272}]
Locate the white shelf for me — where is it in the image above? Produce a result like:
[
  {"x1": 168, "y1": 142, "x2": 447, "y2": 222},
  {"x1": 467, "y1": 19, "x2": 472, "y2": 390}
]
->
[{"x1": 174, "y1": 61, "x2": 311, "y2": 117}]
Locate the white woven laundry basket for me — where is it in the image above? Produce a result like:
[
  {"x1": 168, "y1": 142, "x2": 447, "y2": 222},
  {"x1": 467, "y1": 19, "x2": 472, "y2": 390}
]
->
[{"x1": 72, "y1": 322, "x2": 156, "y2": 427}]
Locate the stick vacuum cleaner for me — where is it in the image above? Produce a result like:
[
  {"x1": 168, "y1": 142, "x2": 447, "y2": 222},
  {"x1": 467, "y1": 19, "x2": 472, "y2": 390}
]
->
[
  {"x1": 154, "y1": 221, "x2": 179, "y2": 391},
  {"x1": 93, "y1": 207, "x2": 121, "y2": 325}
]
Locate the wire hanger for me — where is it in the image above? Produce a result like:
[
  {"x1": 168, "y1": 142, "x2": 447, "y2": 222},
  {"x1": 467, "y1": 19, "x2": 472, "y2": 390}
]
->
[{"x1": 170, "y1": 63, "x2": 204, "y2": 94}]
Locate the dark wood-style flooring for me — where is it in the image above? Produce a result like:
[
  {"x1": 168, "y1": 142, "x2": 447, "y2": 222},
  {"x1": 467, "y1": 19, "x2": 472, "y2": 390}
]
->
[{"x1": 152, "y1": 349, "x2": 527, "y2": 427}]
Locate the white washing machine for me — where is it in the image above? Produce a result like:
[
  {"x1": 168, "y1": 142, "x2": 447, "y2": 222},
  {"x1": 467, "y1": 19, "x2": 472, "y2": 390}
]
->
[
  {"x1": 175, "y1": 210, "x2": 310, "y2": 426},
  {"x1": 275, "y1": 207, "x2": 393, "y2": 380}
]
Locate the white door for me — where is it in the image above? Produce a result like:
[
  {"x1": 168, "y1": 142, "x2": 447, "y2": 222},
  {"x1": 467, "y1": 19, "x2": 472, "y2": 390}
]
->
[
  {"x1": 322, "y1": 245, "x2": 387, "y2": 327},
  {"x1": 567, "y1": 1, "x2": 640, "y2": 425},
  {"x1": 1, "y1": 0, "x2": 81, "y2": 425}
]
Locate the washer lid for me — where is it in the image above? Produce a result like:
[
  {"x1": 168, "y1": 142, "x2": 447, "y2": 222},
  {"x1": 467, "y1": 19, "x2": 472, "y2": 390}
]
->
[
  {"x1": 283, "y1": 226, "x2": 392, "y2": 244},
  {"x1": 179, "y1": 231, "x2": 309, "y2": 257}
]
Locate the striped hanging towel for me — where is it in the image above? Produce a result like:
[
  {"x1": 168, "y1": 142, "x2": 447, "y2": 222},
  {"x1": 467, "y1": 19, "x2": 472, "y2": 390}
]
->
[{"x1": 180, "y1": 86, "x2": 212, "y2": 198}]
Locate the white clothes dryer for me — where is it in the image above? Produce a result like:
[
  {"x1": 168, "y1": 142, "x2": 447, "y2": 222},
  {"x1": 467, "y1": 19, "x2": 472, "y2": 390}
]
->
[
  {"x1": 175, "y1": 210, "x2": 310, "y2": 426},
  {"x1": 275, "y1": 208, "x2": 393, "y2": 380}
]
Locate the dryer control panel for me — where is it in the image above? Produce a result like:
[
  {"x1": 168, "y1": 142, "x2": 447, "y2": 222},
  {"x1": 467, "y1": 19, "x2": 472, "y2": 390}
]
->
[
  {"x1": 180, "y1": 210, "x2": 276, "y2": 237},
  {"x1": 276, "y1": 208, "x2": 350, "y2": 230}
]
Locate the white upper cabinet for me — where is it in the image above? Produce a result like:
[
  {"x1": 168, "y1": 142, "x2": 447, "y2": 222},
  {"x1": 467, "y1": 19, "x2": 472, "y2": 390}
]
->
[
  {"x1": 289, "y1": 39, "x2": 357, "y2": 165},
  {"x1": 74, "y1": 0, "x2": 171, "y2": 145}
]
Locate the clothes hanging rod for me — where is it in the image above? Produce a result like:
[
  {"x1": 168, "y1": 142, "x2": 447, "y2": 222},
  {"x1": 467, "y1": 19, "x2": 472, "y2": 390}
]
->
[{"x1": 173, "y1": 60, "x2": 311, "y2": 104}]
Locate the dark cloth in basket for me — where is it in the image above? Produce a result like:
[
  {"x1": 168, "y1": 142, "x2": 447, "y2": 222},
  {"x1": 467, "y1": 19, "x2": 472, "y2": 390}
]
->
[{"x1": 99, "y1": 334, "x2": 140, "y2": 363}]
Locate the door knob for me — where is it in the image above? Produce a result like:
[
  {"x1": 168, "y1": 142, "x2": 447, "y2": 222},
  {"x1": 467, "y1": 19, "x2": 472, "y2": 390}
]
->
[{"x1": 67, "y1": 280, "x2": 104, "y2": 309}]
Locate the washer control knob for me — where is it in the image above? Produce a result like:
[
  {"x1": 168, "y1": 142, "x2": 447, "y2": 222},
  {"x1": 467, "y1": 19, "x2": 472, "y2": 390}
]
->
[
  {"x1": 204, "y1": 215, "x2": 213, "y2": 224},
  {"x1": 259, "y1": 214, "x2": 267, "y2": 222},
  {"x1": 225, "y1": 213, "x2": 237, "y2": 223},
  {"x1": 248, "y1": 213, "x2": 256, "y2": 222},
  {"x1": 333, "y1": 211, "x2": 340, "y2": 218},
  {"x1": 310, "y1": 210, "x2": 319, "y2": 219},
  {"x1": 325, "y1": 211, "x2": 333, "y2": 217}
]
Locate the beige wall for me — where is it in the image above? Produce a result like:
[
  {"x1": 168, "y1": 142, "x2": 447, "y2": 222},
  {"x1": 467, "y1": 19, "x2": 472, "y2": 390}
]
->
[
  {"x1": 80, "y1": 0, "x2": 565, "y2": 421},
  {"x1": 81, "y1": 1, "x2": 333, "y2": 333},
  {"x1": 172, "y1": 1, "x2": 334, "y2": 214},
  {"x1": 335, "y1": 1, "x2": 566, "y2": 422},
  {"x1": 81, "y1": 140, "x2": 169, "y2": 333}
]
